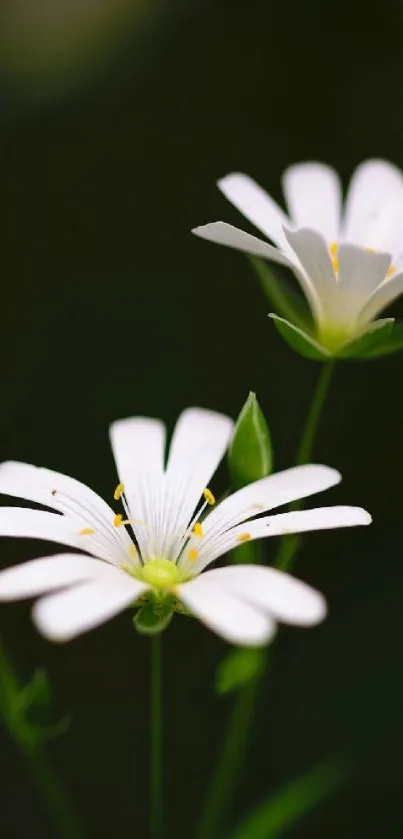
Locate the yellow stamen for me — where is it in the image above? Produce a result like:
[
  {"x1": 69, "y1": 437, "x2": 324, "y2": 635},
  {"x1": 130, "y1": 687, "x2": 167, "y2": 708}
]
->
[
  {"x1": 386, "y1": 263, "x2": 395, "y2": 279},
  {"x1": 236, "y1": 532, "x2": 251, "y2": 543},
  {"x1": 329, "y1": 241, "x2": 338, "y2": 257},
  {"x1": 329, "y1": 241, "x2": 339, "y2": 274},
  {"x1": 79, "y1": 527, "x2": 95, "y2": 536},
  {"x1": 114, "y1": 482, "x2": 125, "y2": 501},
  {"x1": 114, "y1": 514, "x2": 136, "y2": 528},
  {"x1": 188, "y1": 547, "x2": 199, "y2": 562},
  {"x1": 128, "y1": 544, "x2": 138, "y2": 559},
  {"x1": 192, "y1": 522, "x2": 203, "y2": 538},
  {"x1": 251, "y1": 503, "x2": 264, "y2": 511},
  {"x1": 203, "y1": 488, "x2": 215, "y2": 506}
]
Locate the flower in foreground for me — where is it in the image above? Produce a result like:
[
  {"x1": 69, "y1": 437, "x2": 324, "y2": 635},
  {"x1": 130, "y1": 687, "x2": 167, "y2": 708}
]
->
[
  {"x1": 193, "y1": 160, "x2": 403, "y2": 358},
  {"x1": 0, "y1": 409, "x2": 370, "y2": 645}
]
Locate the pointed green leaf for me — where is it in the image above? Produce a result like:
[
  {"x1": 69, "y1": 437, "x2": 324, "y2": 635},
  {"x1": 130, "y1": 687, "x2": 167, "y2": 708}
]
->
[
  {"x1": 216, "y1": 647, "x2": 266, "y2": 695},
  {"x1": 226, "y1": 754, "x2": 351, "y2": 839},
  {"x1": 337, "y1": 318, "x2": 394, "y2": 359},
  {"x1": 134, "y1": 596, "x2": 174, "y2": 636},
  {"x1": 269, "y1": 314, "x2": 331, "y2": 360},
  {"x1": 228, "y1": 392, "x2": 272, "y2": 490},
  {"x1": 249, "y1": 256, "x2": 313, "y2": 331},
  {"x1": 364, "y1": 320, "x2": 403, "y2": 358}
]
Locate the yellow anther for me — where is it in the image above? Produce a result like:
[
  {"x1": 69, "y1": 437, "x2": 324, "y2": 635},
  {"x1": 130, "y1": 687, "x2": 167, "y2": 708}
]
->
[
  {"x1": 251, "y1": 503, "x2": 264, "y2": 511},
  {"x1": 188, "y1": 547, "x2": 199, "y2": 562},
  {"x1": 236, "y1": 532, "x2": 251, "y2": 543},
  {"x1": 203, "y1": 488, "x2": 216, "y2": 506},
  {"x1": 113, "y1": 514, "x2": 135, "y2": 528},
  {"x1": 114, "y1": 482, "x2": 125, "y2": 501},
  {"x1": 128, "y1": 544, "x2": 138, "y2": 559},
  {"x1": 329, "y1": 241, "x2": 339, "y2": 274},
  {"x1": 386, "y1": 263, "x2": 395, "y2": 279},
  {"x1": 79, "y1": 527, "x2": 95, "y2": 536},
  {"x1": 192, "y1": 522, "x2": 203, "y2": 538}
]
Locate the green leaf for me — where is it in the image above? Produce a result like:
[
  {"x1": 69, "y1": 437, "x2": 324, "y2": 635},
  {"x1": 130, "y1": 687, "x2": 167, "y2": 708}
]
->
[
  {"x1": 226, "y1": 754, "x2": 351, "y2": 839},
  {"x1": 216, "y1": 647, "x2": 266, "y2": 695},
  {"x1": 228, "y1": 392, "x2": 273, "y2": 489},
  {"x1": 364, "y1": 320, "x2": 403, "y2": 358},
  {"x1": 134, "y1": 596, "x2": 174, "y2": 636},
  {"x1": 269, "y1": 314, "x2": 331, "y2": 361},
  {"x1": 17, "y1": 669, "x2": 52, "y2": 712},
  {"x1": 249, "y1": 257, "x2": 313, "y2": 331},
  {"x1": 337, "y1": 318, "x2": 394, "y2": 359}
]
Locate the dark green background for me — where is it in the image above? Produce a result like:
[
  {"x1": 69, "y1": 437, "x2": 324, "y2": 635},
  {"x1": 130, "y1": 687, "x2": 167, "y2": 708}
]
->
[{"x1": 1, "y1": 1, "x2": 403, "y2": 836}]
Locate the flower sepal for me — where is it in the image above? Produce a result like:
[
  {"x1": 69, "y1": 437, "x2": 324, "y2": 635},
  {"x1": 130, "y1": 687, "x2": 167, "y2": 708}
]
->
[
  {"x1": 133, "y1": 593, "x2": 174, "y2": 636},
  {"x1": 250, "y1": 256, "x2": 313, "y2": 332},
  {"x1": 269, "y1": 314, "x2": 332, "y2": 360},
  {"x1": 270, "y1": 313, "x2": 399, "y2": 361}
]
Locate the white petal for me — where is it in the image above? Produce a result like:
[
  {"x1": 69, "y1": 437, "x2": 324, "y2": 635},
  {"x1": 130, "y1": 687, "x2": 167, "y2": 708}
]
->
[
  {"x1": 283, "y1": 228, "x2": 336, "y2": 324},
  {"x1": 282, "y1": 162, "x2": 342, "y2": 242},
  {"x1": 332, "y1": 244, "x2": 392, "y2": 327},
  {"x1": 109, "y1": 417, "x2": 166, "y2": 559},
  {"x1": 0, "y1": 507, "x2": 120, "y2": 560},
  {"x1": 162, "y1": 408, "x2": 233, "y2": 558},
  {"x1": 342, "y1": 159, "x2": 403, "y2": 251},
  {"x1": 197, "y1": 565, "x2": 326, "y2": 626},
  {"x1": 191, "y1": 505, "x2": 371, "y2": 573},
  {"x1": 191, "y1": 222, "x2": 293, "y2": 266},
  {"x1": 357, "y1": 271, "x2": 403, "y2": 326},
  {"x1": 177, "y1": 573, "x2": 276, "y2": 646},
  {"x1": 33, "y1": 571, "x2": 147, "y2": 642},
  {"x1": 0, "y1": 553, "x2": 113, "y2": 600},
  {"x1": 187, "y1": 464, "x2": 341, "y2": 559},
  {"x1": 0, "y1": 462, "x2": 132, "y2": 564},
  {"x1": 218, "y1": 173, "x2": 294, "y2": 253}
]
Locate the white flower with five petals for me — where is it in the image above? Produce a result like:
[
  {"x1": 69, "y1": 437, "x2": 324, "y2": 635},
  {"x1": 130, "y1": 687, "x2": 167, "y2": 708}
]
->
[
  {"x1": 193, "y1": 160, "x2": 403, "y2": 353},
  {"x1": 0, "y1": 409, "x2": 370, "y2": 644}
]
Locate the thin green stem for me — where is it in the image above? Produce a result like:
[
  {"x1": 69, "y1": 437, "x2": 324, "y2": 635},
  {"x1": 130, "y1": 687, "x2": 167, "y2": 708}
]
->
[
  {"x1": 196, "y1": 361, "x2": 335, "y2": 839},
  {"x1": 276, "y1": 361, "x2": 335, "y2": 572},
  {"x1": 0, "y1": 639, "x2": 85, "y2": 839},
  {"x1": 195, "y1": 679, "x2": 260, "y2": 839},
  {"x1": 295, "y1": 361, "x2": 335, "y2": 467},
  {"x1": 150, "y1": 634, "x2": 163, "y2": 839}
]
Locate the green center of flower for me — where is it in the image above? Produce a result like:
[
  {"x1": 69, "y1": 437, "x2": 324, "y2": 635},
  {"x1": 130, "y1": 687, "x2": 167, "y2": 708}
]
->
[{"x1": 140, "y1": 558, "x2": 182, "y2": 588}]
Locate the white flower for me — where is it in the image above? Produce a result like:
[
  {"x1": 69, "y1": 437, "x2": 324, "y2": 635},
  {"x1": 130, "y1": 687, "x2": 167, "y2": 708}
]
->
[
  {"x1": 0, "y1": 408, "x2": 370, "y2": 645},
  {"x1": 192, "y1": 160, "x2": 403, "y2": 350}
]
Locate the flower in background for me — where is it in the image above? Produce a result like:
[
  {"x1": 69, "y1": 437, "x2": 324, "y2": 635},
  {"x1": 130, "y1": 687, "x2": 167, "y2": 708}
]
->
[
  {"x1": 0, "y1": 409, "x2": 370, "y2": 644},
  {"x1": 193, "y1": 160, "x2": 403, "y2": 359}
]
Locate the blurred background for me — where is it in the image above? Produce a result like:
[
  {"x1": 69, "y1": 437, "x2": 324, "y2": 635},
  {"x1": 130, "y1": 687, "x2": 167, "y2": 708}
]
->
[{"x1": 1, "y1": 0, "x2": 403, "y2": 836}]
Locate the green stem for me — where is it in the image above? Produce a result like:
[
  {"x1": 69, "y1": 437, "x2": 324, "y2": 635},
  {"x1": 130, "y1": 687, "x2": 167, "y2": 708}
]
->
[
  {"x1": 295, "y1": 361, "x2": 335, "y2": 467},
  {"x1": 150, "y1": 634, "x2": 163, "y2": 839},
  {"x1": 195, "y1": 679, "x2": 260, "y2": 839},
  {"x1": 0, "y1": 639, "x2": 85, "y2": 839},
  {"x1": 276, "y1": 361, "x2": 335, "y2": 572},
  {"x1": 196, "y1": 361, "x2": 335, "y2": 839}
]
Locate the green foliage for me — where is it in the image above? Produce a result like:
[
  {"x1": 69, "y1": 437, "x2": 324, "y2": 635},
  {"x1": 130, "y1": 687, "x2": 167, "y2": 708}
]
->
[
  {"x1": 228, "y1": 392, "x2": 272, "y2": 489},
  {"x1": 226, "y1": 754, "x2": 351, "y2": 839},
  {"x1": 134, "y1": 595, "x2": 174, "y2": 636},
  {"x1": 216, "y1": 647, "x2": 266, "y2": 695},
  {"x1": 0, "y1": 641, "x2": 69, "y2": 749}
]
